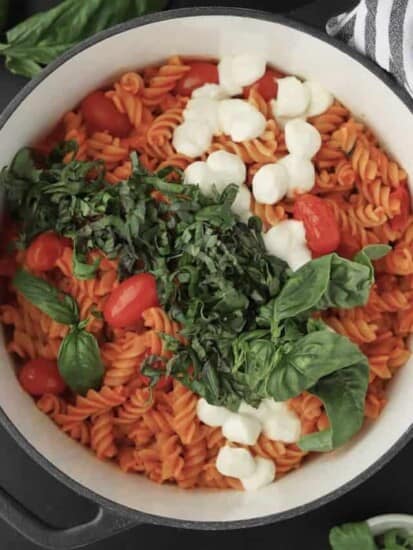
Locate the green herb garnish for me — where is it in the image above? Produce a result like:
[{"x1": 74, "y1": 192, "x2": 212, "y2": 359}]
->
[
  {"x1": 2, "y1": 147, "x2": 389, "y2": 448},
  {"x1": 0, "y1": 0, "x2": 167, "y2": 78}
]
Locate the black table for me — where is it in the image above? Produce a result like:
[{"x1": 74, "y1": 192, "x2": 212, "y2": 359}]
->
[{"x1": 1, "y1": 1, "x2": 413, "y2": 549}]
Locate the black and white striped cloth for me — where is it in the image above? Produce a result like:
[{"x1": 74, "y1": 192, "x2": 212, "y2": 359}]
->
[{"x1": 326, "y1": 0, "x2": 413, "y2": 97}]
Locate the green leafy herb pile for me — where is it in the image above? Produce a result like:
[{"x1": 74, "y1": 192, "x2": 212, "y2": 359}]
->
[
  {"x1": 0, "y1": 147, "x2": 390, "y2": 452},
  {"x1": 0, "y1": 0, "x2": 167, "y2": 77},
  {"x1": 330, "y1": 521, "x2": 413, "y2": 549}
]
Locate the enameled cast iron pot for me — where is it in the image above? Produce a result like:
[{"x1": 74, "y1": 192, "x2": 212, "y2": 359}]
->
[{"x1": 1, "y1": 6, "x2": 413, "y2": 549}]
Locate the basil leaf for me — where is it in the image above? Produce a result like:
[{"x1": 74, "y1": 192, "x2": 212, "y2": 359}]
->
[
  {"x1": 273, "y1": 249, "x2": 379, "y2": 324},
  {"x1": 72, "y1": 246, "x2": 100, "y2": 280},
  {"x1": 58, "y1": 327, "x2": 104, "y2": 395},
  {"x1": 0, "y1": 0, "x2": 168, "y2": 77},
  {"x1": 329, "y1": 522, "x2": 377, "y2": 550},
  {"x1": 299, "y1": 361, "x2": 368, "y2": 451},
  {"x1": 267, "y1": 330, "x2": 367, "y2": 401},
  {"x1": 13, "y1": 270, "x2": 79, "y2": 325}
]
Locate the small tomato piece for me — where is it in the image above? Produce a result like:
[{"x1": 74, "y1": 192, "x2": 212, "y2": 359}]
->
[
  {"x1": 26, "y1": 232, "x2": 64, "y2": 272},
  {"x1": 19, "y1": 358, "x2": 66, "y2": 396},
  {"x1": 293, "y1": 194, "x2": 340, "y2": 256},
  {"x1": 176, "y1": 62, "x2": 219, "y2": 96},
  {"x1": 81, "y1": 91, "x2": 132, "y2": 137},
  {"x1": 104, "y1": 273, "x2": 159, "y2": 329}
]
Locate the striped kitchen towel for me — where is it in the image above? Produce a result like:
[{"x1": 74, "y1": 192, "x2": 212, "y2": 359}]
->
[{"x1": 326, "y1": 0, "x2": 413, "y2": 97}]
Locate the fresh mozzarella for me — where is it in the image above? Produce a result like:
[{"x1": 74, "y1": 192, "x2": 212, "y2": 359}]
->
[
  {"x1": 206, "y1": 151, "x2": 246, "y2": 187},
  {"x1": 222, "y1": 413, "x2": 262, "y2": 445},
  {"x1": 241, "y1": 457, "x2": 276, "y2": 490},
  {"x1": 304, "y1": 80, "x2": 334, "y2": 117},
  {"x1": 184, "y1": 161, "x2": 216, "y2": 196},
  {"x1": 284, "y1": 119, "x2": 322, "y2": 159},
  {"x1": 252, "y1": 163, "x2": 289, "y2": 204},
  {"x1": 260, "y1": 401, "x2": 301, "y2": 443},
  {"x1": 230, "y1": 54, "x2": 266, "y2": 87},
  {"x1": 218, "y1": 99, "x2": 266, "y2": 142},
  {"x1": 232, "y1": 185, "x2": 252, "y2": 218},
  {"x1": 173, "y1": 120, "x2": 213, "y2": 157},
  {"x1": 216, "y1": 446, "x2": 256, "y2": 478},
  {"x1": 196, "y1": 398, "x2": 233, "y2": 427},
  {"x1": 263, "y1": 219, "x2": 311, "y2": 271},
  {"x1": 192, "y1": 83, "x2": 229, "y2": 100},
  {"x1": 184, "y1": 98, "x2": 221, "y2": 134},
  {"x1": 274, "y1": 76, "x2": 310, "y2": 118},
  {"x1": 279, "y1": 154, "x2": 315, "y2": 197},
  {"x1": 218, "y1": 57, "x2": 243, "y2": 96}
]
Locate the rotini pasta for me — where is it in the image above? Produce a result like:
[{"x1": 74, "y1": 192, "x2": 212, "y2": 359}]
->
[{"x1": 3, "y1": 55, "x2": 413, "y2": 493}]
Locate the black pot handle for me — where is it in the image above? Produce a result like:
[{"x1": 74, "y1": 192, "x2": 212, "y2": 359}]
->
[
  {"x1": 287, "y1": 0, "x2": 358, "y2": 29},
  {"x1": 0, "y1": 484, "x2": 140, "y2": 549}
]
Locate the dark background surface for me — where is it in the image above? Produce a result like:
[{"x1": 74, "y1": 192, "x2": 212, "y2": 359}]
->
[{"x1": 1, "y1": 1, "x2": 413, "y2": 549}]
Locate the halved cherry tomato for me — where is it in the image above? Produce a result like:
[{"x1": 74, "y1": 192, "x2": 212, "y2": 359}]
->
[
  {"x1": 336, "y1": 234, "x2": 360, "y2": 260},
  {"x1": 81, "y1": 91, "x2": 132, "y2": 137},
  {"x1": 243, "y1": 68, "x2": 284, "y2": 101},
  {"x1": 293, "y1": 194, "x2": 340, "y2": 256},
  {"x1": 176, "y1": 62, "x2": 219, "y2": 96},
  {"x1": 104, "y1": 273, "x2": 159, "y2": 329},
  {"x1": 390, "y1": 185, "x2": 411, "y2": 232},
  {"x1": 26, "y1": 232, "x2": 64, "y2": 272},
  {"x1": 156, "y1": 376, "x2": 173, "y2": 391},
  {"x1": 19, "y1": 358, "x2": 66, "y2": 396}
]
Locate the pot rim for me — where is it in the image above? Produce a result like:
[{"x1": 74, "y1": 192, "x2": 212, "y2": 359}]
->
[{"x1": 1, "y1": 6, "x2": 413, "y2": 530}]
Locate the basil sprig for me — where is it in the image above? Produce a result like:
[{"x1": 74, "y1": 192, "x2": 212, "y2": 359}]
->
[
  {"x1": 0, "y1": 0, "x2": 167, "y2": 78},
  {"x1": 329, "y1": 520, "x2": 413, "y2": 549},
  {"x1": 13, "y1": 270, "x2": 104, "y2": 394}
]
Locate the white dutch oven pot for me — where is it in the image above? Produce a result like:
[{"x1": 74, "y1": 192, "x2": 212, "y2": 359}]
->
[{"x1": 0, "y1": 7, "x2": 412, "y2": 549}]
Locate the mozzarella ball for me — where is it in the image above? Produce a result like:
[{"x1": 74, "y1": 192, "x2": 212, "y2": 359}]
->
[
  {"x1": 279, "y1": 153, "x2": 315, "y2": 197},
  {"x1": 230, "y1": 54, "x2": 266, "y2": 87},
  {"x1": 231, "y1": 185, "x2": 252, "y2": 217},
  {"x1": 218, "y1": 57, "x2": 243, "y2": 96},
  {"x1": 218, "y1": 99, "x2": 266, "y2": 142},
  {"x1": 173, "y1": 121, "x2": 213, "y2": 157},
  {"x1": 206, "y1": 150, "x2": 246, "y2": 188},
  {"x1": 285, "y1": 119, "x2": 322, "y2": 159},
  {"x1": 274, "y1": 76, "x2": 310, "y2": 117},
  {"x1": 216, "y1": 446, "x2": 257, "y2": 478},
  {"x1": 252, "y1": 163, "x2": 289, "y2": 204},
  {"x1": 222, "y1": 413, "x2": 262, "y2": 445},
  {"x1": 184, "y1": 98, "x2": 221, "y2": 134},
  {"x1": 304, "y1": 80, "x2": 334, "y2": 117},
  {"x1": 196, "y1": 398, "x2": 233, "y2": 427},
  {"x1": 241, "y1": 457, "x2": 276, "y2": 490}
]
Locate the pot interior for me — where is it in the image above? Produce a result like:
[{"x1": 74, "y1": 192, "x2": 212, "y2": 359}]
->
[{"x1": 0, "y1": 13, "x2": 413, "y2": 523}]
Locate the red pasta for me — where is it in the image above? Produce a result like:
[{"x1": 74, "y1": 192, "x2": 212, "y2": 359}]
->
[{"x1": 2, "y1": 56, "x2": 413, "y2": 492}]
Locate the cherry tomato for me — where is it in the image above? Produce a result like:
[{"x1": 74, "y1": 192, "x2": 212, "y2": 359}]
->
[
  {"x1": 293, "y1": 194, "x2": 340, "y2": 256},
  {"x1": 243, "y1": 68, "x2": 284, "y2": 101},
  {"x1": 176, "y1": 62, "x2": 219, "y2": 96},
  {"x1": 156, "y1": 375, "x2": 173, "y2": 391},
  {"x1": 81, "y1": 91, "x2": 132, "y2": 137},
  {"x1": 19, "y1": 358, "x2": 66, "y2": 396},
  {"x1": 0, "y1": 256, "x2": 17, "y2": 278},
  {"x1": 390, "y1": 185, "x2": 411, "y2": 232},
  {"x1": 104, "y1": 273, "x2": 159, "y2": 328},
  {"x1": 26, "y1": 232, "x2": 64, "y2": 272}
]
